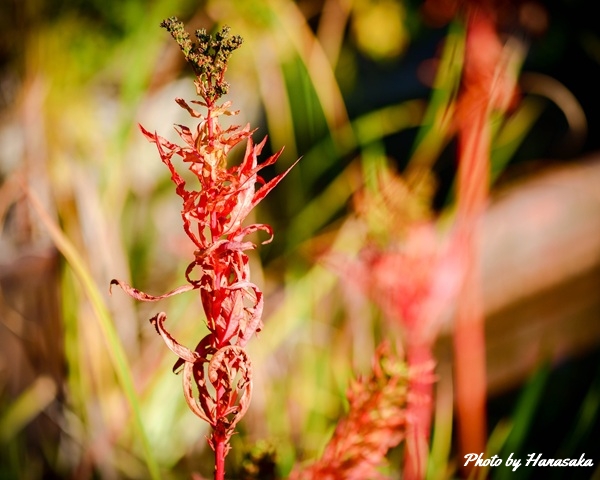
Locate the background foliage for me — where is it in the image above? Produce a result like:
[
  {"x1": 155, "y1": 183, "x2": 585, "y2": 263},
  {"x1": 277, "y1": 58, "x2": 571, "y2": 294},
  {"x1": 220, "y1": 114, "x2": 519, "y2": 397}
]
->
[{"x1": 1, "y1": 0, "x2": 599, "y2": 478}]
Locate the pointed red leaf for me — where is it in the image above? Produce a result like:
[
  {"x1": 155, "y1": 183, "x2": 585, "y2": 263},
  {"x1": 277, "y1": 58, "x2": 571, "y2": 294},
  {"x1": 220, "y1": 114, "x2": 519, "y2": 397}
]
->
[{"x1": 251, "y1": 156, "x2": 301, "y2": 209}]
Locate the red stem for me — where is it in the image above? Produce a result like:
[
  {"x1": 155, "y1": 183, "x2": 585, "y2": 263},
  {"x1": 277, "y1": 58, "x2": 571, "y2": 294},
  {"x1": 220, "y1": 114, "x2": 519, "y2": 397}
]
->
[
  {"x1": 207, "y1": 102, "x2": 215, "y2": 148},
  {"x1": 213, "y1": 379, "x2": 227, "y2": 480},
  {"x1": 403, "y1": 343, "x2": 434, "y2": 480},
  {"x1": 454, "y1": 101, "x2": 489, "y2": 473},
  {"x1": 214, "y1": 436, "x2": 226, "y2": 480},
  {"x1": 205, "y1": 90, "x2": 226, "y2": 479}
]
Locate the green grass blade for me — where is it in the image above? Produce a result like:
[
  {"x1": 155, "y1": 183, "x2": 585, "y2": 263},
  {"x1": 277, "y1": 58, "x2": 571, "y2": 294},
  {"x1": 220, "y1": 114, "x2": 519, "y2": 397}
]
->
[
  {"x1": 558, "y1": 364, "x2": 600, "y2": 458},
  {"x1": 406, "y1": 19, "x2": 465, "y2": 178},
  {"x1": 494, "y1": 363, "x2": 551, "y2": 480},
  {"x1": 284, "y1": 100, "x2": 424, "y2": 246},
  {"x1": 427, "y1": 365, "x2": 454, "y2": 480},
  {"x1": 490, "y1": 97, "x2": 545, "y2": 183},
  {"x1": 0, "y1": 376, "x2": 57, "y2": 444},
  {"x1": 26, "y1": 187, "x2": 162, "y2": 480}
]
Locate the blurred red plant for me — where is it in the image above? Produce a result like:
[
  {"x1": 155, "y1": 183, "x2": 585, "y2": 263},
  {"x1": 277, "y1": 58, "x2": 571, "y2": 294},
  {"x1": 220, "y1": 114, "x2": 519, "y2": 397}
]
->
[
  {"x1": 362, "y1": 223, "x2": 463, "y2": 479},
  {"x1": 290, "y1": 341, "x2": 410, "y2": 480},
  {"x1": 452, "y1": 2, "x2": 521, "y2": 467},
  {"x1": 110, "y1": 18, "x2": 297, "y2": 480},
  {"x1": 420, "y1": 0, "x2": 525, "y2": 471},
  {"x1": 312, "y1": 2, "x2": 524, "y2": 476},
  {"x1": 327, "y1": 170, "x2": 464, "y2": 479}
]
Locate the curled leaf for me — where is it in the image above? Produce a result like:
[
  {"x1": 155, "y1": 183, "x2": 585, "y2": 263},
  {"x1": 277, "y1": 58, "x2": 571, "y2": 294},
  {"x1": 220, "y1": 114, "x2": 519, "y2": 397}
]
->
[
  {"x1": 150, "y1": 312, "x2": 201, "y2": 364},
  {"x1": 109, "y1": 278, "x2": 197, "y2": 301},
  {"x1": 183, "y1": 360, "x2": 213, "y2": 425},
  {"x1": 207, "y1": 345, "x2": 253, "y2": 426}
]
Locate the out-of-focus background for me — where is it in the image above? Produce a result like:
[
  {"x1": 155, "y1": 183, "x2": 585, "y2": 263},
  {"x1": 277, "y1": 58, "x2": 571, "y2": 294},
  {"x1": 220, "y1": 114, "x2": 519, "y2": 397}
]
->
[{"x1": 1, "y1": 0, "x2": 599, "y2": 478}]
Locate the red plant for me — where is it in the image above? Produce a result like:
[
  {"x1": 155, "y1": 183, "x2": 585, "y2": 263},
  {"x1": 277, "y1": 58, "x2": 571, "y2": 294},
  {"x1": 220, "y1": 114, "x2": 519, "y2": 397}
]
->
[
  {"x1": 360, "y1": 223, "x2": 462, "y2": 479},
  {"x1": 110, "y1": 18, "x2": 297, "y2": 480},
  {"x1": 453, "y1": 3, "x2": 520, "y2": 468},
  {"x1": 329, "y1": 170, "x2": 463, "y2": 479},
  {"x1": 289, "y1": 341, "x2": 410, "y2": 480},
  {"x1": 420, "y1": 1, "x2": 524, "y2": 472}
]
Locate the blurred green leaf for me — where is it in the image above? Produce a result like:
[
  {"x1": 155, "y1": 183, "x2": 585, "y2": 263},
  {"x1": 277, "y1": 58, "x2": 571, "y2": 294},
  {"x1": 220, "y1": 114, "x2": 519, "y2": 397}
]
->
[{"x1": 27, "y1": 187, "x2": 162, "y2": 480}]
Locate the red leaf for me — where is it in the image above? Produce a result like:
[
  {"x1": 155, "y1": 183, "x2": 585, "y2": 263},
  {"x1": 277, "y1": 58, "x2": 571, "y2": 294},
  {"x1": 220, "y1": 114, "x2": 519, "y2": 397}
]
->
[
  {"x1": 109, "y1": 278, "x2": 197, "y2": 301},
  {"x1": 150, "y1": 312, "x2": 201, "y2": 363},
  {"x1": 251, "y1": 155, "x2": 301, "y2": 210}
]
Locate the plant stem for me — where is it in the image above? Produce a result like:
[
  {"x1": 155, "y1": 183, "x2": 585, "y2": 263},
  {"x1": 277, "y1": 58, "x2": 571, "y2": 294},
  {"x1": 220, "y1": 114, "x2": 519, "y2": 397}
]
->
[
  {"x1": 214, "y1": 382, "x2": 226, "y2": 480},
  {"x1": 404, "y1": 343, "x2": 434, "y2": 480},
  {"x1": 454, "y1": 102, "x2": 489, "y2": 471},
  {"x1": 214, "y1": 437, "x2": 225, "y2": 480},
  {"x1": 207, "y1": 103, "x2": 215, "y2": 149}
]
